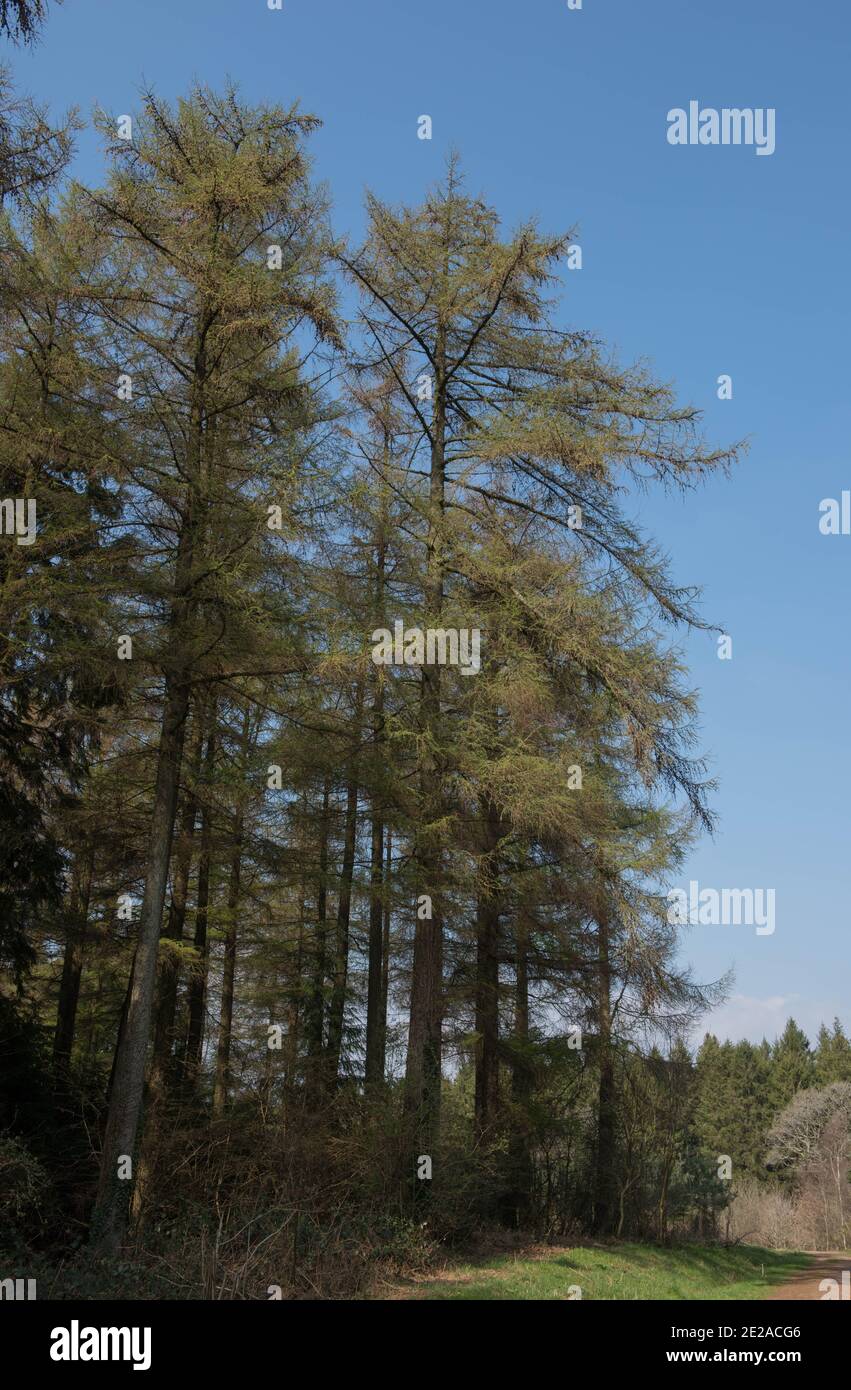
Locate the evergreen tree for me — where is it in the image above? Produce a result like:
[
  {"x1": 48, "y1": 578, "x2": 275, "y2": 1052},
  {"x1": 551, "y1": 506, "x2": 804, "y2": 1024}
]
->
[
  {"x1": 815, "y1": 1018, "x2": 851, "y2": 1085},
  {"x1": 694, "y1": 1034, "x2": 775, "y2": 1182},
  {"x1": 770, "y1": 1018, "x2": 814, "y2": 1112}
]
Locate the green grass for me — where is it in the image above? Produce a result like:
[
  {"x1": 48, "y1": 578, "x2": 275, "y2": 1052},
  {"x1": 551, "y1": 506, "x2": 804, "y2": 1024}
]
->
[{"x1": 404, "y1": 1243, "x2": 810, "y2": 1301}]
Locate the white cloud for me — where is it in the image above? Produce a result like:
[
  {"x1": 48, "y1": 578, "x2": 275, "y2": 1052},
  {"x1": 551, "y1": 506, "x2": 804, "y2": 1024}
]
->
[{"x1": 695, "y1": 993, "x2": 824, "y2": 1046}]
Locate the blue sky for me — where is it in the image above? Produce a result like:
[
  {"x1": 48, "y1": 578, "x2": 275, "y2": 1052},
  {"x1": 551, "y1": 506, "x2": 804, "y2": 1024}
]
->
[{"x1": 11, "y1": 0, "x2": 851, "y2": 1046}]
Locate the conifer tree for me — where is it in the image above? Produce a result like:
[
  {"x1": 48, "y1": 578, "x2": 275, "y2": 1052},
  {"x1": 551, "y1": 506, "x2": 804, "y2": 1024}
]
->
[
  {"x1": 770, "y1": 1018, "x2": 814, "y2": 1113},
  {"x1": 88, "y1": 85, "x2": 338, "y2": 1248},
  {"x1": 344, "y1": 159, "x2": 740, "y2": 1158},
  {"x1": 815, "y1": 1018, "x2": 851, "y2": 1085}
]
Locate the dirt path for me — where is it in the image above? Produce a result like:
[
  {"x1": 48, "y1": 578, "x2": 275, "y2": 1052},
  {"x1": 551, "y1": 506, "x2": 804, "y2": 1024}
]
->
[{"x1": 765, "y1": 1253, "x2": 850, "y2": 1300}]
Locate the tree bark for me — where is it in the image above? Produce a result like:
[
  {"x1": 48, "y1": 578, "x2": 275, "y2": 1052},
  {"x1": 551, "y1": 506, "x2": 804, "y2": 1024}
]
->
[
  {"x1": 473, "y1": 798, "x2": 502, "y2": 1140},
  {"x1": 325, "y1": 771, "x2": 359, "y2": 1089},
  {"x1": 405, "y1": 322, "x2": 447, "y2": 1152},
  {"x1": 183, "y1": 714, "x2": 216, "y2": 1090},
  {"x1": 365, "y1": 456, "x2": 388, "y2": 1088},
  {"x1": 149, "y1": 700, "x2": 207, "y2": 1097},
  {"x1": 365, "y1": 803, "x2": 385, "y2": 1086},
  {"x1": 211, "y1": 819, "x2": 243, "y2": 1116},
  {"x1": 285, "y1": 872, "x2": 307, "y2": 1095},
  {"x1": 212, "y1": 703, "x2": 251, "y2": 1116},
  {"x1": 91, "y1": 663, "x2": 192, "y2": 1249},
  {"x1": 91, "y1": 314, "x2": 208, "y2": 1249},
  {"x1": 53, "y1": 839, "x2": 95, "y2": 1078},
  {"x1": 593, "y1": 907, "x2": 617, "y2": 1236},
  {"x1": 304, "y1": 777, "x2": 331, "y2": 1101},
  {"x1": 379, "y1": 828, "x2": 392, "y2": 1073},
  {"x1": 504, "y1": 916, "x2": 533, "y2": 1226},
  {"x1": 130, "y1": 701, "x2": 208, "y2": 1230}
]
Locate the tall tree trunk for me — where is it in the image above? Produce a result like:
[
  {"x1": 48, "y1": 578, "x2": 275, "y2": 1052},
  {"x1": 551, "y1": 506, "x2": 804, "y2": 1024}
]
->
[
  {"x1": 405, "y1": 323, "x2": 447, "y2": 1152},
  {"x1": 473, "y1": 798, "x2": 502, "y2": 1140},
  {"x1": 504, "y1": 915, "x2": 534, "y2": 1227},
  {"x1": 149, "y1": 700, "x2": 207, "y2": 1097},
  {"x1": 304, "y1": 777, "x2": 331, "y2": 1101},
  {"x1": 211, "y1": 824, "x2": 243, "y2": 1116},
  {"x1": 285, "y1": 873, "x2": 307, "y2": 1095},
  {"x1": 183, "y1": 714, "x2": 216, "y2": 1089},
  {"x1": 212, "y1": 703, "x2": 251, "y2": 1116},
  {"x1": 91, "y1": 334, "x2": 206, "y2": 1249},
  {"x1": 53, "y1": 839, "x2": 95, "y2": 1078},
  {"x1": 593, "y1": 907, "x2": 617, "y2": 1236},
  {"x1": 325, "y1": 770, "x2": 359, "y2": 1089},
  {"x1": 106, "y1": 960, "x2": 134, "y2": 1108},
  {"x1": 85, "y1": 961, "x2": 104, "y2": 1071},
  {"x1": 130, "y1": 701, "x2": 208, "y2": 1229},
  {"x1": 92, "y1": 667, "x2": 191, "y2": 1249},
  {"x1": 379, "y1": 828, "x2": 392, "y2": 1074},
  {"x1": 365, "y1": 454, "x2": 388, "y2": 1088},
  {"x1": 365, "y1": 803, "x2": 385, "y2": 1086}
]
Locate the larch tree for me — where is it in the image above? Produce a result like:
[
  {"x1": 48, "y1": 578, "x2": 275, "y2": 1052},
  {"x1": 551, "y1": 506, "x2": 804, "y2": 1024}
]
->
[
  {"x1": 344, "y1": 157, "x2": 741, "y2": 1159},
  {"x1": 87, "y1": 84, "x2": 339, "y2": 1249}
]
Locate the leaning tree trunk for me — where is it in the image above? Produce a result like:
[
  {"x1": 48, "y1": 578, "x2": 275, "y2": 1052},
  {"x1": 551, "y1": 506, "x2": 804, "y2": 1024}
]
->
[
  {"x1": 91, "y1": 659, "x2": 193, "y2": 1250},
  {"x1": 91, "y1": 325, "x2": 207, "y2": 1251}
]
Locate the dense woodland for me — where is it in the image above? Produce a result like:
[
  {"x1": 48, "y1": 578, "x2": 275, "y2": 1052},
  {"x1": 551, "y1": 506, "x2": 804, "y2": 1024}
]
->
[{"x1": 1, "y1": 4, "x2": 849, "y2": 1298}]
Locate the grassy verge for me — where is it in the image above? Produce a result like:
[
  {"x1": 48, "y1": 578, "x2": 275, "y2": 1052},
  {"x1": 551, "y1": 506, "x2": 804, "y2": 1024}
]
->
[{"x1": 394, "y1": 1243, "x2": 810, "y2": 1301}]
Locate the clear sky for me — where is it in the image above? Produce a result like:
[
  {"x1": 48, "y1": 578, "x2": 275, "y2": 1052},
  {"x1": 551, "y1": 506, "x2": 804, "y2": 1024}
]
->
[{"x1": 11, "y1": 0, "x2": 851, "y2": 1047}]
